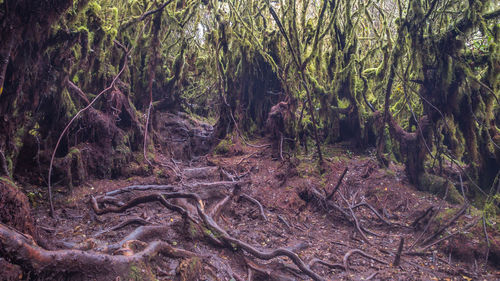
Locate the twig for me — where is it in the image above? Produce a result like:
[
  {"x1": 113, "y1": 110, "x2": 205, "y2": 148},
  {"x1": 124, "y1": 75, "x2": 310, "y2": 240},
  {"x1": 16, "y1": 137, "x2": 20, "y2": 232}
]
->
[
  {"x1": 66, "y1": 79, "x2": 90, "y2": 104},
  {"x1": 343, "y1": 249, "x2": 388, "y2": 271},
  {"x1": 351, "y1": 201, "x2": 391, "y2": 225},
  {"x1": 408, "y1": 183, "x2": 450, "y2": 251},
  {"x1": 278, "y1": 215, "x2": 291, "y2": 229},
  {"x1": 339, "y1": 192, "x2": 372, "y2": 245},
  {"x1": 143, "y1": 102, "x2": 153, "y2": 166},
  {"x1": 236, "y1": 151, "x2": 259, "y2": 166},
  {"x1": 419, "y1": 217, "x2": 479, "y2": 251},
  {"x1": 420, "y1": 203, "x2": 469, "y2": 246},
  {"x1": 240, "y1": 194, "x2": 267, "y2": 221},
  {"x1": 279, "y1": 133, "x2": 284, "y2": 161},
  {"x1": 366, "y1": 270, "x2": 381, "y2": 280},
  {"x1": 326, "y1": 167, "x2": 348, "y2": 201},
  {"x1": 410, "y1": 206, "x2": 435, "y2": 228},
  {"x1": 393, "y1": 237, "x2": 404, "y2": 266},
  {"x1": 482, "y1": 216, "x2": 490, "y2": 270}
]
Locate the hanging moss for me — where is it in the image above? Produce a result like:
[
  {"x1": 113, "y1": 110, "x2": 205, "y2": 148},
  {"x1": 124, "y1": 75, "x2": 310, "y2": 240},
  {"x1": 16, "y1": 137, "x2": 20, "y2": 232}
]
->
[{"x1": 61, "y1": 88, "x2": 78, "y2": 118}]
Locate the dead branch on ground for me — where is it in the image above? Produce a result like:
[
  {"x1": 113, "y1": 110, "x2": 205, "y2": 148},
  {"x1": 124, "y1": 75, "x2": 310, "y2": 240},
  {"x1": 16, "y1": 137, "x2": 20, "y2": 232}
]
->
[
  {"x1": 343, "y1": 249, "x2": 388, "y2": 271},
  {"x1": 326, "y1": 167, "x2": 348, "y2": 200},
  {"x1": 393, "y1": 237, "x2": 404, "y2": 266},
  {"x1": 420, "y1": 203, "x2": 468, "y2": 246}
]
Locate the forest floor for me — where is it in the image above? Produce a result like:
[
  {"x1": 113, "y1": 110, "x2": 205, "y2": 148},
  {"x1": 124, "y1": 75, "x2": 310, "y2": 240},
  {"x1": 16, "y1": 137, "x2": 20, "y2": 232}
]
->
[{"x1": 17, "y1": 135, "x2": 500, "y2": 280}]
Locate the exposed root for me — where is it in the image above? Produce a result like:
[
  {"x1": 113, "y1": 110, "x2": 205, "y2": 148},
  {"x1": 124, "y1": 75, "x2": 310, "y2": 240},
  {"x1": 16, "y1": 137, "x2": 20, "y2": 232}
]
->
[
  {"x1": 339, "y1": 192, "x2": 372, "y2": 245},
  {"x1": 98, "y1": 225, "x2": 170, "y2": 253},
  {"x1": 93, "y1": 217, "x2": 151, "y2": 238},
  {"x1": 351, "y1": 201, "x2": 392, "y2": 225},
  {"x1": 0, "y1": 222, "x2": 197, "y2": 280},
  {"x1": 103, "y1": 184, "x2": 176, "y2": 196},
  {"x1": 240, "y1": 194, "x2": 267, "y2": 221},
  {"x1": 244, "y1": 257, "x2": 297, "y2": 281},
  {"x1": 309, "y1": 258, "x2": 345, "y2": 271},
  {"x1": 97, "y1": 195, "x2": 125, "y2": 207},
  {"x1": 91, "y1": 194, "x2": 176, "y2": 215},
  {"x1": 182, "y1": 166, "x2": 220, "y2": 180},
  {"x1": 278, "y1": 214, "x2": 292, "y2": 229},
  {"x1": 91, "y1": 191, "x2": 325, "y2": 281},
  {"x1": 342, "y1": 249, "x2": 388, "y2": 271},
  {"x1": 184, "y1": 180, "x2": 244, "y2": 190},
  {"x1": 209, "y1": 195, "x2": 231, "y2": 219}
]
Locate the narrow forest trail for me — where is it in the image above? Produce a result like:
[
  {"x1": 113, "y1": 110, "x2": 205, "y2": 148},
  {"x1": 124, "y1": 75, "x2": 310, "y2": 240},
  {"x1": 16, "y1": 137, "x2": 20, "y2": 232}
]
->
[{"x1": 12, "y1": 134, "x2": 496, "y2": 281}]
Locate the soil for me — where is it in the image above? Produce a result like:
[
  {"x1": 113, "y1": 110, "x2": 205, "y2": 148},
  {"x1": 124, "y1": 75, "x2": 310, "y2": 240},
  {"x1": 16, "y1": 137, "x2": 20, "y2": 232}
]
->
[{"x1": 4, "y1": 135, "x2": 500, "y2": 280}]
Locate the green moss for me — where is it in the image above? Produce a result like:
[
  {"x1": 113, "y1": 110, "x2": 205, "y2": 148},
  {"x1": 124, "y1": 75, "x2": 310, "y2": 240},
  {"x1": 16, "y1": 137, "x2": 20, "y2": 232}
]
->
[
  {"x1": 188, "y1": 221, "x2": 201, "y2": 238},
  {"x1": 213, "y1": 138, "x2": 232, "y2": 155},
  {"x1": 62, "y1": 88, "x2": 77, "y2": 117},
  {"x1": 88, "y1": 2, "x2": 101, "y2": 13},
  {"x1": 0, "y1": 177, "x2": 17, "y2": 189},
  {"x1": 418, "y1": 173, "x2": 464, "y2": 205},
  {"x1": 127, "y1": 262, "x2": 156, "y2": 281}
]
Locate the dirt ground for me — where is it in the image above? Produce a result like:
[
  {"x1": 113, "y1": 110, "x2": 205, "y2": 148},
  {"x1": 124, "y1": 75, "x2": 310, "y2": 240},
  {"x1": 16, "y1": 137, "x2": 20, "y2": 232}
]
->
[{"x1": 13, "y1": 137, "x2": 500, "y2": 280}]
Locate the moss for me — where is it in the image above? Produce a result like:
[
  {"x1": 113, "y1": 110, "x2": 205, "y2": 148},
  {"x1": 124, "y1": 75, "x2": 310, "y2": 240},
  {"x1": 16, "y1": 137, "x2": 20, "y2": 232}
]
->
[
  {"x1": 129, "y1": 264, "x2": 141, "y2": 280},
  {"x1": 177, "y1": 257, "x2": 202, "y2": 281},
  {"x1": 188, "y1": 221, "x2": 201, "y2": 238},
  {"x1": 62, "y1": 88, "x2": 77, "y2": 117},
  {"x1": 384, "y1": 168, "x2": 396, "y2": 178},
  {"x1": 88, "y1": 2, "x2": 101, "y2": 13},
  {"x1": 128, "y1": 262, "x2": 156, "y2": 281},
  {"x1": 213, "y1": 138, "x2": 232, "y2": 155},
  {"x1": 418, "y1": 173, "x2": 464, "y2": 205},
  {"x1": 0, "y1": 177, "x2": 17, "y2": 189}
]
